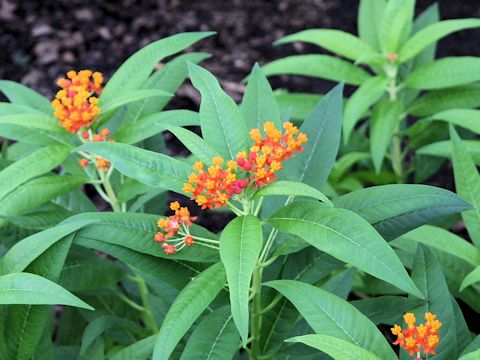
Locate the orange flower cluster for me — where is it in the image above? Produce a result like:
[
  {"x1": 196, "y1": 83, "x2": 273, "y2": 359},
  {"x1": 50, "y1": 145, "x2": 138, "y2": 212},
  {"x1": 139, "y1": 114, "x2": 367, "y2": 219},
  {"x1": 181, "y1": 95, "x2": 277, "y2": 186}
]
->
[
  {"x1": 183, "y1": 122, "x2": 307, "y2": 209},
  {"x1": 79, "y1": 128, "x2": 112, "y2": 170},
  {"x1": 237, "y1": 121, "x2": 307, "y2": 187},
  {"x1": 391, "y1": 312, "x2": 442, "y2": 357},
  {"x1": 183, "y1": 157, "x2": 246, "y2": 209},
  {"x1": 154, "y1": 201, "x2": 197, "y2": 255},
  {"x1": 52, "y1": 70, "x2": 103, "y2": 134}
]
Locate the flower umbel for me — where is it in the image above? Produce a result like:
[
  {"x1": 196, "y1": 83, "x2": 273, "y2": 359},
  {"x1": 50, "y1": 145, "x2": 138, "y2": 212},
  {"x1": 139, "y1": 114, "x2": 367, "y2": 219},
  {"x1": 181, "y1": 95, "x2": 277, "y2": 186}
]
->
[
  {"x1": 391, "y1": 312, "x2": 442, "y2": 358},
  {"x1": 183, "y1": 121, "x2": 307, "y2": 209},
  {"x1": 52, "y1": 70, "x2": 103, "y2": 134},
  {"x1": 154, "y1": 202, "x2": 198, "y2": 255},
  {"x1": 78, "y1": 128, "x2": 113, "y2": 170}
]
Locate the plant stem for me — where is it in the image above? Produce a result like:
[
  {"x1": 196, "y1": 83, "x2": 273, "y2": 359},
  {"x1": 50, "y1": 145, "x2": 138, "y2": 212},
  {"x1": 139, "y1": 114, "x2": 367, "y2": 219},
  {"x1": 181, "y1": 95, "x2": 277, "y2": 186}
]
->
[
  {"x1": 386, "y1": 73, "x2": 404, "y2": 183},
  {"x1": 250, "y1": 265, "x2": 262, "y2": 359},
  {"x1": 99, "y1": 169, "x2": 121, "y2": 212},
  {"x1": 133, "y1": 274, "x2": 159, "y2": 334}
]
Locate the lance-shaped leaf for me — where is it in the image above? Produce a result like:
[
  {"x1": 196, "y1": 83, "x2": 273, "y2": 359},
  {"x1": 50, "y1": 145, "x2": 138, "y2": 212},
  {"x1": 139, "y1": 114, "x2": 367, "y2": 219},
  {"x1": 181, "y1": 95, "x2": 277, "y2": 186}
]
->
[
  {"x1": 429, "y1": 109, "x2": 480, "y2": 134},
  {"x1": 101, "y1": 89, "x2": 171, "y2": 114},
  {"x1": 358, "y1": 0, "x2": 386, "y2": 50},
  {"x1": 378, "y1": 0, "x2": 414, "y2": 53},
  {"x1": 461, "y1": 266, "x2": 480, "y2": 291},
  {"x1": 351, "y1": 296, "x2": 424, "y2": 325},
  {"x1": 451, "y1": 126, "x2": 480, "y2": 246},
  {"x1": 267, "y1": 201, "x2": 422, "y2": 297},
  {"x1": 101, "y1": 32, "x2": 214, "y2": 103},
  {"x1": 110, "y1": 336, "x2": 156, "y2": 360},
  {"x1": 460, "y1": 349, "x2": 480, "y2": 360},
  {"x1": 219, "y1": 215, "x2": 263, "y2": 344},
  {"x1": 0, "y1": 273, "x2": 93, "y2": 309},
  {"x1": 399, "y1": 19, "x2": 480, "y2": 62},
  {"x1": 343, "y1": 76, "x2": 388, "y2": 144},
  {"x1": 262, "y1": 55, "x2": 370, "y2": 85},
  {"x1": 333, "y1": 184, "x2": 471, "y2": 240},
  {"x1": 188, "y1": 63, "x2": 249, "y2": 160},
  {"x1": 0, "y1": 80, "x2": 52, "y2": 114},
  {"x1": 286, "y1": 334, "x2": 382, "y2": 360},
  {"x1": 241, "y1": 63, "x2": 280, "y2": 129},
  {"x1": 181, "y1": 306, "x2": 239, "y2": 360},
  {"x1": 78, "y1": 141, "x2": 191, "y2": 194},
  {"x1": 153, "y1": 262, "x2": 226, "y2": 360},
  {"x1": 265, "y1": 280, "x2": 397, "y2": 360},
  {"x1": 253, "y1": 180, "x2": 333, "y2": 206}
]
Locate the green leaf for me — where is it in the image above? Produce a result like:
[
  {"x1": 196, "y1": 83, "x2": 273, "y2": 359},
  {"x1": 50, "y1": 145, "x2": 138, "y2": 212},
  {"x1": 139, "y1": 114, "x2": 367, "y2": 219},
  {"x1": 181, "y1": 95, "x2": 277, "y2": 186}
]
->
[
  {"x1": 405, "y1": 57, "x2": 480, "y2": 90},
  {"x1": 100, "y1": 32, "x2": 213, "y2": 103},
  {"x1": 110, "y1": 336, "x2": 156, "y2": 360},
  {"x1": 101, "y1": 89, "x2": 171, "y2": 114},
  {"x1": 0, "y1": 176, "x2": 87, "y2": 228},
  {"x1": 0, "y1": 218, "x2": 97, "y2": 275},
  {"x1": 262, "y1": 55, "x2": 371, "y2": 85},
  {"x1": 343, "y1": 76, "x2": 388, "y2": 143},
  {"x1": 333, "y1": 184, "x2": 471, "y2": 240},
  {"x1": 329, "y1": 152, "x2": 370, "y2": 184},
  {"x1": 429, "y1": 109, "x2": 480, "y2": 134},
  {"x1": 181, "y1": 306, "x2": 239, "y2": 360},
  {"x1": 283, "y1": 84, "x2": 344, "y2": 191},
  {"x1": 358, "y1": 0, "x2": 386, "y2": 50},
  {"x1": 370, "y1": 100, "x2": 403, "y2": 173},
  {"x1": 274, "y1": 92, "x2": 322, "y2": 120},
  {"x1": 351, "y1": 296, "x2": 424, "y2": 325},
  {"x1": 253, "y1": 180, "x2": 333, "y2": 206},
  {"x1": 155, "y1": 124, "x2": 217, "y2": 163},
  {"x1": 418, "y1": 140, "x2": 480, "y2": 163},
  {"x1": 265, "y1": 280, "x2": 397, "y2": 360},
  {"x1": 407, "y1": 245, "x2": 459, "y2": 359},
  {"x1": 0, "y1": 272, "x2": 92, "y2": 309},
  {"x1": 460, "y1": 349, "x2": 480, "y2": 360},
  {"x1": 153, "y1": 262, "x2": 226, "y2": 360},
  {"x1": 451, "y1": 126, "x2": 480, "y2": 245},
  {"x1": 78, "y1": 141, "x2": 191, "y2": 194},
  {"x1": 267, "y1": 201, "x2": 422, "y2": 297},
  {"x1": 219, "y1": 215, "x2": 262, "y2": 343},
  {"x1": 378, "y1": 0, "x2": 414, "y2": 53},
  {"x1": 0, "y1": 144, "x2": 71, "y2": 200},
  {"x1": 399, "y1": 19, "x2": 480, "y2": 62},
  {"x1": 461, "y1": 265, "x2": 480, "y2": 291},
  {"x1": 275, "y1": 29, "x2": 374, "y2": 61},
  {"x1": 286, "y1": 334, "x2": 382, "y2": 360},
  {"x1": 0, "y1": 80, "x2": 52, "y2": 114},
  {"x1": 188, "y1": 63, "x2": 249, "y2": 160},
  {"x1": 114, "y1": 110, "x2": 199, "y2": 144},
  {"x1": 241, "y1": 63, "x2": 280, "y2": 129}
]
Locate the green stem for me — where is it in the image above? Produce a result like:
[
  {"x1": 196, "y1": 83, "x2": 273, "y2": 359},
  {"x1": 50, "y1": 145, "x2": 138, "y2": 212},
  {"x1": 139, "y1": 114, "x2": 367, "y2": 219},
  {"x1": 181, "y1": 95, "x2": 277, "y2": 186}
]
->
[
  {"x1": 99, "y1": 169, "x2": 121, "y2": 212},
  {"x1": 250, "y1": 265, "x2": 262, "y2": 359},
  {"x1": 118, "y1": 293, "x2": 145, "y2": 312},
  {"x1": 387, "y1": 75, "x2": 404, "y2": 183},
  {"x1": 133, "y1": 274, "x2": 159, "y2": 334}
]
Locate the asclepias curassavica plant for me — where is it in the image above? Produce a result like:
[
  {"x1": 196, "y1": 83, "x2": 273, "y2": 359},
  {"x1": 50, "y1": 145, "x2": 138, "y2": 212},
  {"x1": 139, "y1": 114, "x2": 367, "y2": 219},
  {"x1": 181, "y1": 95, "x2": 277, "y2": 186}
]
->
[
  {"x1": 262, "y1": 0, "x2": 480, "y2": 187},
  {"x1": 1, "y1": 32, "x2": 479, "y2": 359}
]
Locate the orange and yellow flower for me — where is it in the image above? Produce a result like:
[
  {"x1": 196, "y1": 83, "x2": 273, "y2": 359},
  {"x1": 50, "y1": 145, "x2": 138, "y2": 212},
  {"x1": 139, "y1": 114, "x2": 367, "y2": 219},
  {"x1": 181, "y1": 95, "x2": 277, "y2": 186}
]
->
[
  {"x1": 78, "y1": 127, "x2": 113, "y2": 170},
  {"x1": 391, "y1": 312, "x2": 442, "y2": 357},
  {"x1": 52, "y1": 70, "x2": 103, "y2": 134},
  {"x1": 183, "y1": 121, "x2": 307, "y2": 209},
  {"x1": 154, "y1": 202, "x2": 198, "y2": 255}
]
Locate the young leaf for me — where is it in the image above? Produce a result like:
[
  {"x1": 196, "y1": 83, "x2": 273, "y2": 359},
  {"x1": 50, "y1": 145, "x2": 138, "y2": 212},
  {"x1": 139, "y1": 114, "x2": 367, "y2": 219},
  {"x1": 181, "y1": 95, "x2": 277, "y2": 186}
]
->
[
  {"x1": 378, "y1": 0, "x2": 414, "y2": 53},
  {"x1": 241, "y1": 63, "x2": 280, "y2": 129},
  {"x1": 0, "y1": 144, "x2": 71, "y2": 201},
  {"x1": 286, "y1": 334, "x2": 382, "y2": 360},
  {"x1": 110, "y1": 336, "x2": 156, "y2": 360},
  {"x1": 78, "y1": 141, "x2": 191, "y2": 194},
  {"x1": 430, "y1": 109, "x2": 480, "y2": 134},
  {"x1": 461, "y1": 266, "x2": 480, "y2": 291},
  {"x1": 358, "y1": 0, "x2": 386, "y2": 50},
  {"x1": 460, "y1": 349, "x2": 480, "y2": 360},
  {"x1": 100, "y1": 89, "x2": 171, "y2": 114},
  {"x1": 265, "y1": 280, "x2": 397, "y2": 360},
  {"x1": 219, "y1": 215, "x2": 263, "y2": 344},
  {"x1": 0, "y1": 80, "x2": 52, "y2": 114},
  {"x1": 333, "y1": 184, "x2": 471, "y2": 240},
  {"x1": 267, "y1": 201, "x2": 422, "y2": 297},
  {"x1": 153, "y1": 262, "x2": 227, "y2": 360},
  {"x1": 100, "y1": 32, "x2": 214, "y2": 103},
  {"x1": 343, "y1": 76, "x2": 388, "y2": 144},
  {"x1": 405, "y1": 57, "x2": 480, "y2": 90},
  {"x1": 451, "y1": 126, "x2": 480, "y2": 246},
  {"x1": 253, "y1": 180, "x2": 333, "y2": 206},
  {"x1": 181, "y1": 306, "x2": 239, "y2": 360},
  {"x1": 370, "y1": 100, "x2": 403, "y2": 173},
  {"x1": 283, "y1": 83, "x2": 344, "y2": 191},
  {"x1": 0, "y1": 273, "x2": 93, "y2": 309},
  {"x1": 399, "y1": 19, "x2": 480, "y2": 62},
  {"x1": 262, "y1": 55, "x2": 371, "y2": 85},
  {"x1": 417, "y1": 140, "x2": 480, "y2": 163},
  {"x1": 275, "y1": 29, "x2": 374, "y2": 61},
  {"x1": 188, "y1": 63, "x2": 249, "y2": 160},
  {"x1": 274, "y1": 92, "x2": 322, "y2": 120}
]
